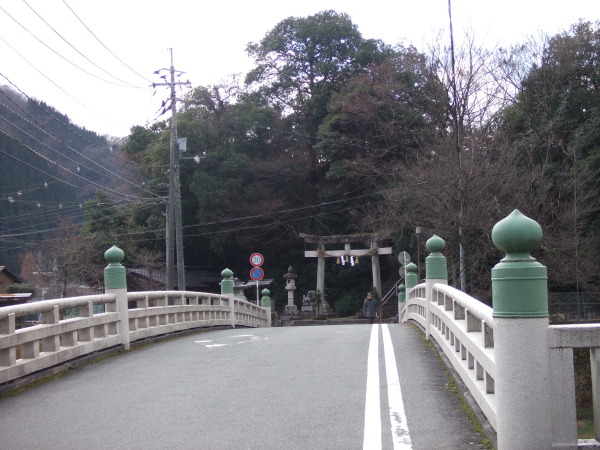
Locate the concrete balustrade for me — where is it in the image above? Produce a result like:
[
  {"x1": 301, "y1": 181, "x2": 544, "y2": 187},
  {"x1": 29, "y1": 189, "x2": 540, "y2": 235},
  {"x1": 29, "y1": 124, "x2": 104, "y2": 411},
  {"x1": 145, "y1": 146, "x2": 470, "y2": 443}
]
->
[
  {"x1": 401, "y1": 210, "x2": 600, "y2": 449},
  {"x1": 427, "y1": 283, "x2": 497, "y2": 430},
  {"x1": 0, "y1": 294, "x2": 121, "y2": 384},
  {"x1": 0, "y1": 249, "x2": 269, "y2": 389},
  {"x1": 405, "y1": 264, "x2": 497, "y2": 430}
]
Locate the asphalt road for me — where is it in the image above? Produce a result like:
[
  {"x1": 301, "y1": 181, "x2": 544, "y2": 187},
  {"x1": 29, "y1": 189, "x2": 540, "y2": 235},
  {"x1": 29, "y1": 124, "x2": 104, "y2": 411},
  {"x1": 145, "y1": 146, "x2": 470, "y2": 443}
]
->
[{"x1": 0, "y1": 323, "x2": 488, "y2": 449}]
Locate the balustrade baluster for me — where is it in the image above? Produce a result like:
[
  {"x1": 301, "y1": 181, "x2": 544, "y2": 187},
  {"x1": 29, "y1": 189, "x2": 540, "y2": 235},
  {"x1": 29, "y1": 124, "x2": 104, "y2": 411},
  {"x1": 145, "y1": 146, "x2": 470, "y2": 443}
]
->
[
  {"x1": 0, "y1": 314, "x2": 16, "y2": 366},
  {"x1": 591, "y1": 347, "x2": 600, "y2": 442}
]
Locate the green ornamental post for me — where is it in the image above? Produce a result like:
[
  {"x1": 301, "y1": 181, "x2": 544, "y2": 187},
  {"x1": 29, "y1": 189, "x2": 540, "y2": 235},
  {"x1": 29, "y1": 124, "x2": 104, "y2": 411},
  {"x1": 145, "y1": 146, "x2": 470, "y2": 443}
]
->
[
  {"x1": 491, "y1": 210, "x2": 548, "y2": 317},
  {"x1": 220, "y1": 268, "x2": 234, "y2": 295},
  {"x1": 104, "y1": 245, "x2": 129, "y2": 350},
  {"x1": 260, "y1": 288, "x2": 271, "y2": 308},
  {"x1": 425, "y1": 235, "x2": 448, "y2": 339},
  {"x1": 104, "y1": 246, "x2": 126, "y2": 290},
  {"x1": 404, "y1": 262, "x2": 418, "y2": 291},
  {"x1": 397, "y1": 283, "x2": 407, "y2": 323},
  {"x1": 425, "y1": 235, "x2": 447, "y2": 281},
  {"x1": 220, "y1": 269, "x2": 235, "y2": 328},
  {"x1": 491, "y1": 209, "x2": 551, "y2": 449},
  {"x1": 261, "y1": 288, "x2": 272, "y2": 327},
  {"x1": 397, "y1": 284, "x2": 406, "y2": 303}
]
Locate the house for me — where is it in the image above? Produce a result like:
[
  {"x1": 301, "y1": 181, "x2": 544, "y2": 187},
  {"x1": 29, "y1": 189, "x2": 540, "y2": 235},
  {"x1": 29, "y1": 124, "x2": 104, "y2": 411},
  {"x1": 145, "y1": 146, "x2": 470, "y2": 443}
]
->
[
  {"x1": 0, "y1": 266, "x2": 31, "y2": 306},
  {"x1": 0, "y1": 266, "x2": 20, "y2": 294},
  {"x1": 127, "y1": 266, "x2": 223, "y2": 293}
]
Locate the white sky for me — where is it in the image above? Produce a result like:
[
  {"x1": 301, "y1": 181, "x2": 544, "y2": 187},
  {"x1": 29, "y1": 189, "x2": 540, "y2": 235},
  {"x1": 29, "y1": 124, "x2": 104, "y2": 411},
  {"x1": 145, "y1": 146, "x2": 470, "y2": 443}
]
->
[{"x1": 1, "y1": 0, "x2": 599, "y2": 138}]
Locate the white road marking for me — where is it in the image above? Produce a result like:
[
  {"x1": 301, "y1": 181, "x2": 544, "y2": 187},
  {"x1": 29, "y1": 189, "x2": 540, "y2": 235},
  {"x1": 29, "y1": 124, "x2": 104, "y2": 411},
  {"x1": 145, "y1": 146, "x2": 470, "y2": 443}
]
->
[
  {"x1": 194, "y1": 334, "x2": 267, "y2": 348},
  {"x1": 364, "y1": 325, "x2": 412, "y2": 450},
  {"x1": 364, "y1": 324, "x2": 382, "y2": 450},
  {"x1": 382, "y1": 325, "x2": 412, "y2": 449}
]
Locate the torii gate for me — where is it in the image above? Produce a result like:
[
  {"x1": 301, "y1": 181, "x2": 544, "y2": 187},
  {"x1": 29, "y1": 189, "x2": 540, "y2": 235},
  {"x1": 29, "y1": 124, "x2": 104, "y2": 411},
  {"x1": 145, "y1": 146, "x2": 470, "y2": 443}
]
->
[{"x1": 301, "y1": 233, "x2": 392, "y2": 314}]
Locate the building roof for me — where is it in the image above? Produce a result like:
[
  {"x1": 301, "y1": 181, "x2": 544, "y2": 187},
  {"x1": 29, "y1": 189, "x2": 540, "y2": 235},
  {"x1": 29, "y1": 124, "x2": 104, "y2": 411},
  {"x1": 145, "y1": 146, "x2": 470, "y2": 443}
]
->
[
  {"x1": 127, "y1": 267, "x2": 222, "y2": 292},
  {"x1": 0, "y1": 266, "x2": 21, "y2": 283},
  {"x1": 0, "y1": 292, "x2": 32, "y2": 306}
]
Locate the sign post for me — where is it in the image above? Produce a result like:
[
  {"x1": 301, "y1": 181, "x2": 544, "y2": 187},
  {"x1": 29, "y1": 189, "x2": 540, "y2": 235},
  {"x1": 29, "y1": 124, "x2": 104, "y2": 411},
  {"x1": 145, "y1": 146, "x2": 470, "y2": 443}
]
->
[{"x1": 250, "y1": 253, "x2": 264, "y2": 305}]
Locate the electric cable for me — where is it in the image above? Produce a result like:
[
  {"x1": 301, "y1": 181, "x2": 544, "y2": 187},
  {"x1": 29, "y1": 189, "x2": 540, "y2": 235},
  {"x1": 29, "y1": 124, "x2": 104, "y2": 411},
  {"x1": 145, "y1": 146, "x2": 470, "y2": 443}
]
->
[
  {"x1": 0, "y1": 129, "x2": 151, "y2": 202},
  {"x1": 0, "y1": 91, "x2": 162, "y2": 199},
  {"x1": 0, "y1": 5, "x2": 137, "y2": 88},
  {"x1": 62, "y1": 0, "x2": 153, "y2": 84},
  {"x1": 21, "y1": 0, "x2": 146, "y2": 89}
]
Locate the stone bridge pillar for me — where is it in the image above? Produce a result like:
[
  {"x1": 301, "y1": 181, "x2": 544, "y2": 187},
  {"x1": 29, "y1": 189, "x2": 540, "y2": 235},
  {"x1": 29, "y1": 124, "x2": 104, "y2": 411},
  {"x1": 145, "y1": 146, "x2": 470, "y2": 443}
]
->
[
  {"x1": 425, "y1": 235, "x2": 447, "y2": 340},
  {"x1": 492, "y1": 210, "x2": 551, "y2": 450},
  {"x1": 104, "y1": 246, "x2": 130, "y2": 351}
]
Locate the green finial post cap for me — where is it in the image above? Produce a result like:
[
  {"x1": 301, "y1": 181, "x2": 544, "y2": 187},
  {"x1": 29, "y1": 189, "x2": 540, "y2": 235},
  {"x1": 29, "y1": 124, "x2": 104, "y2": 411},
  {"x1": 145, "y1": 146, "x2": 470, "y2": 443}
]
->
[
  {"x1": 104, "y1": 246, "x2": 126, "y2": 289},
  {"x1": 220, "y1": 268, "x2": 234, "y2": 294},
  {"x1": 221, "y1": 268, "x2": 233, "y2": 279},
  {"x1": 491, "y1": 210, "x2": 548, "y2": 318},
  {"x1": 405, "y1": 262, "x2": 418, "y2": 289},
  {"x1": 104, "y1": 245, "x2": 125, "y2": 264},
  {"x1": 425, "y1": 235, "x2": 447, "y2": 280},
  {"x1": 261, "y1": 289, "x2": 271, "y2": 308},
  {"x1": 397, "y1": 283, "x2": 406, "y2": 303},
  {"x1": 426, "y1": 235, "x2": 446, "y2": 253},
  {"x1": 492, "y1": 209, "x2": 543, "y2": 261}
]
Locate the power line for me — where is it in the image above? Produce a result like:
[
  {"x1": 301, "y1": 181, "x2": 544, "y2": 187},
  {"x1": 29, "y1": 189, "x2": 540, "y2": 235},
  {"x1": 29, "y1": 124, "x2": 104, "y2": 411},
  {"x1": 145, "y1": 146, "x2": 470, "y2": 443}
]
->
[
  {"x1": 0, "y1": 201, "x2": 160, "y2": 238},
  {"x1": 0, "y1": 118, "x2": 156, "y2": 202},
  {"x1": 0, "y1": 5, "x2": 135, "y2": 88},
  {"x1": 0, "y1": 37, "x2": 97, "y2": 113},
  {"x1": 21, "y1": 0, "x2": 146, "y2": 89},
  {"x1": 0, "y1": 90, "x2": 162, "y2": 199},
  {"x1": 0, "y1": 135, "x2": 100, "y2": 196},
  {"x1": 0, "y1": 77, "x2": 164, "y2": 199},
  {"x1": 61, "y1": 0, "x2": 153, "y2": 84}
]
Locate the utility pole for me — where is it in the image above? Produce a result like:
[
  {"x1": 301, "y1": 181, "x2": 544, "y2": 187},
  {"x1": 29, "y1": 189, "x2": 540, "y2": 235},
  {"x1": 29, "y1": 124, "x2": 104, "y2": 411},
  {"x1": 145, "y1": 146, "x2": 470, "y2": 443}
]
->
[
  {"x1": 447, "y1": 0, "x2": 467, "y2": 291},
  {"x1": 153, "y1": 49, "x2": 189, "y2": 291}
]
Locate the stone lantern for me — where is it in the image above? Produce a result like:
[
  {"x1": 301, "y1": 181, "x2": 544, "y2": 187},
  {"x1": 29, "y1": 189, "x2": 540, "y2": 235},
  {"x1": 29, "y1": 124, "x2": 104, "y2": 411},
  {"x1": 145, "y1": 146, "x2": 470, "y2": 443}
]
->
[{"x1": 283, "y1": 266, "x2": 298, "y2": 315}]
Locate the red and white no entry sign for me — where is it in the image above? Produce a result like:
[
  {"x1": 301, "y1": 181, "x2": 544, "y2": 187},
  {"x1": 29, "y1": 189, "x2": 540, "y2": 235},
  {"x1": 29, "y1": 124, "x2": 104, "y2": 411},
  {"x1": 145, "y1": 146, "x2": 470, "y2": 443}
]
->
[{"x1": 250, "y1": 253, "x2": 264, "y2": 267}]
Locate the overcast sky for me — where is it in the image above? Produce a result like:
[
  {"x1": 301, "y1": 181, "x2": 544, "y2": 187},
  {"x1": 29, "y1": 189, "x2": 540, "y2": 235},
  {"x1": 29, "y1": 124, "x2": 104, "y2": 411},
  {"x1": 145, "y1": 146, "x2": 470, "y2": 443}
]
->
[{"x1": 1, "y1": 0, "x2": 598, "y2": 138}]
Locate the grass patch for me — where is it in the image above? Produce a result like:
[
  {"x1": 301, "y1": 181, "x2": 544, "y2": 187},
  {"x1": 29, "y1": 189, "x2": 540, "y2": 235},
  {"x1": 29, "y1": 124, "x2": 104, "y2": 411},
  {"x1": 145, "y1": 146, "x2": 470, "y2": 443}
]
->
[{"x1": 578, "y1": 408, "x2": 595, "y2": 439}]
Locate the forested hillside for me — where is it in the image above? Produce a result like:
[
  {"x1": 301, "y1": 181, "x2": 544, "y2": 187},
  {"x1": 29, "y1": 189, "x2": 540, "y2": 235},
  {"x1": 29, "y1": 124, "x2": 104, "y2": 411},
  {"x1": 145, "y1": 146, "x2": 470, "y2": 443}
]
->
[
  {"x1": 0, "y1": 84, "x2": 154, "y2": 295},
  {"x1": 2, "y1": 11, "x2": 599, "y2": 311}
]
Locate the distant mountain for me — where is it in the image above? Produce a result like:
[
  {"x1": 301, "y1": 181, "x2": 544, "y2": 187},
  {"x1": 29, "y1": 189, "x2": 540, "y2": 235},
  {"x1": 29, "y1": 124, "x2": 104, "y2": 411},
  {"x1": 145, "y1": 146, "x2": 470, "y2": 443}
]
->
[{"x1": 0, "y1": 86, "x2": 113, "y2": 273}]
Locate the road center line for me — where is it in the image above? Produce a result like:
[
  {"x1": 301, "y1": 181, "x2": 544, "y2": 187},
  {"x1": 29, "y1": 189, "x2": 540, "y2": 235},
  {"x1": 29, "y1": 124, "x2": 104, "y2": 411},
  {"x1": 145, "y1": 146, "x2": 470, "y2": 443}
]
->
[
  {"x1": 382, "y1": 324, "x2": 412, "y2": 449},
  {"x1": 364, "y1": 324, "x2": 382, "y2": 450}
]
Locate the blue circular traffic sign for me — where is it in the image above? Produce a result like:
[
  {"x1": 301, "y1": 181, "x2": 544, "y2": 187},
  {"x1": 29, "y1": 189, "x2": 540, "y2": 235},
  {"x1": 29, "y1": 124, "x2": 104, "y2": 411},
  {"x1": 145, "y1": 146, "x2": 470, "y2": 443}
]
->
[{"x1": 250, "y1": 266, "x2": 264, "y2": 281}]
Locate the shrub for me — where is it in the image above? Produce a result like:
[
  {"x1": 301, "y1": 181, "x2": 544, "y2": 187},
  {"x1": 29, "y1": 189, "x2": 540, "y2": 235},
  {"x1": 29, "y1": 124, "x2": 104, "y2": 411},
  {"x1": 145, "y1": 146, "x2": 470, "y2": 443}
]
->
[
  {"x1": 6, "y1": 283, "x2": 36, "y2": 295},
  {"x1": 334, "y1": 293, "x2": 363, "y2": 317}
]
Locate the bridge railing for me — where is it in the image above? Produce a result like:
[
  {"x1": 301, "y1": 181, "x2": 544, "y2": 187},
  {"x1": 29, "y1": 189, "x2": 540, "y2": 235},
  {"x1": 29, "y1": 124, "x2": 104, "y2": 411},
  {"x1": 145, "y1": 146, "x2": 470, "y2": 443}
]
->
[
  {"x1": 0, "y1": 289, "x2": 268, "y2": 386},
  {"x1": 0, "y1": 294, "x2": 121, "y2": 385},
  {"x1": 126, "y1": 291, "x2": 268, "y2": 342},
  {"x1": 406, "y1": 283, "x2": 497, "y2": 430},
  {"x1": 0, "y1": 250, "x2": 269, "y2": 388},
  {"x1": 400, "y1": 210, "x2": 600, "y2": 449}
]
